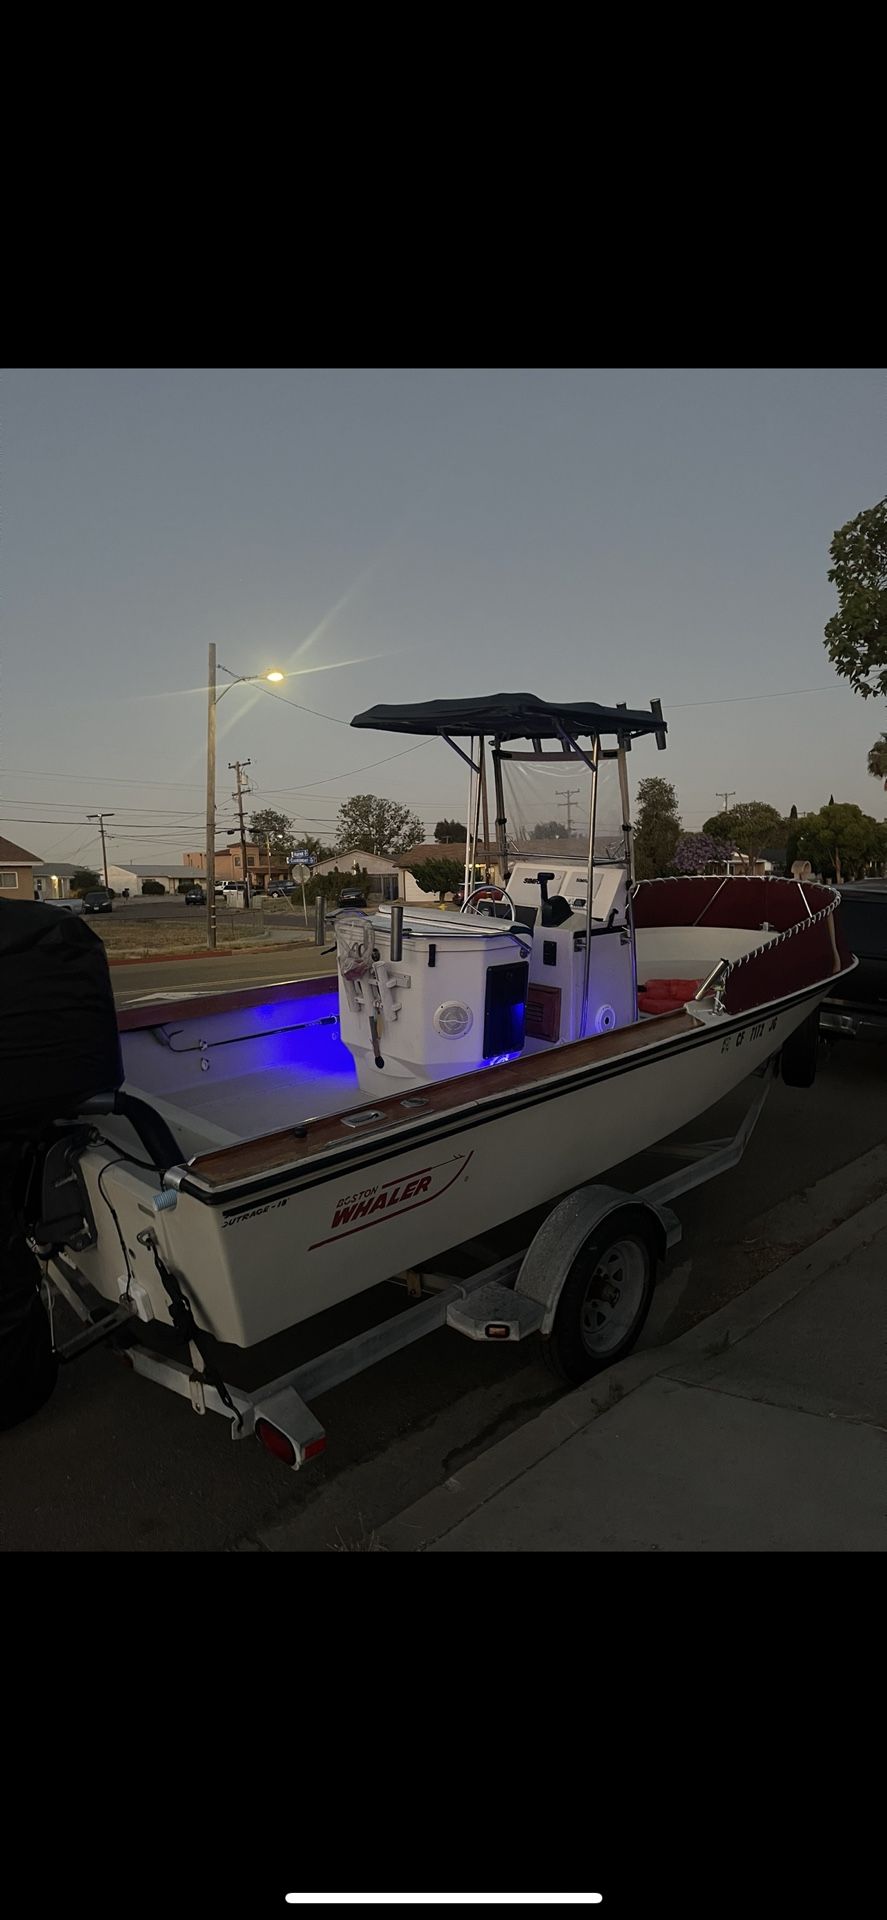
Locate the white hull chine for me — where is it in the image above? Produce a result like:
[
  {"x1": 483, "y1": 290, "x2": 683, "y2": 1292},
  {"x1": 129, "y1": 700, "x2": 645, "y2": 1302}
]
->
[{"x1": 76, "y1": 976, "x2": 830, "y2": 1350}]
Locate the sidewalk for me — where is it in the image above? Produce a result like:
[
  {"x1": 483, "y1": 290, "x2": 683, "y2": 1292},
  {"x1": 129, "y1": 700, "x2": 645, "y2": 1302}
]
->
[{"x1": 380, "y1": 1190, "x2": 887, "y2": 1552}]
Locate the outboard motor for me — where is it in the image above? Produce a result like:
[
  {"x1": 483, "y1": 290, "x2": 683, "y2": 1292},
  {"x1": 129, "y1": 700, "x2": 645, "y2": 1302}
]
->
[
  {"x1": 0, "y1": 899, "x2": 124, "y2": 1134},
  {"x1": 0, "y1": 901, "x2": 125, "y2": 1427}
]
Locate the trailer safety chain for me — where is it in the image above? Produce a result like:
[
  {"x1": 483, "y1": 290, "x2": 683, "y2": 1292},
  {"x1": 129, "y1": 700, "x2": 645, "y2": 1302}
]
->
[{"x1": 140, "y1": 1235, "x2": 243, "y2": 1430}]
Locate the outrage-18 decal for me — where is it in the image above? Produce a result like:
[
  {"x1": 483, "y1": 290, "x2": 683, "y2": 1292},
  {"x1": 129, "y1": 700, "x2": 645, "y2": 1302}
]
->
[{"x1": 309, "y1": 1151, "x2": 473, "y2": 1250}]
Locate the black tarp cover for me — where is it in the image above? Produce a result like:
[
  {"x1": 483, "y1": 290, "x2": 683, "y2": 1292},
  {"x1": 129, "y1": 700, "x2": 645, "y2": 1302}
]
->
[
  {"x1": 0, "y1": 901, "x2": 124, "y2": 1129},
  {"x1": 350, "y1": 692, "x2": 666, "y2": 742}
]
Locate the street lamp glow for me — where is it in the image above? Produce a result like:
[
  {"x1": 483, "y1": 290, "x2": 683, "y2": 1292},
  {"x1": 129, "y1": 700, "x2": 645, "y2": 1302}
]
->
[{"x1": 265, "y1": 669, "x2": 285, "y2": 683}]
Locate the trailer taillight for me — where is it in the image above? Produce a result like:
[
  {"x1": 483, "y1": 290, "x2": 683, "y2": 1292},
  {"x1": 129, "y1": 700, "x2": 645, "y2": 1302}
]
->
[
  {"x1": 255, "y1": 1418, "x2": 297, "y2": 1466},
  {"x1": 255, "y1": 1417, "x2": 326, "y2": 1468}
]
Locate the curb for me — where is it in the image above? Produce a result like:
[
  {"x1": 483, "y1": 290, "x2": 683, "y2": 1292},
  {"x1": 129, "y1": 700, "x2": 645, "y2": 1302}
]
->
[
  {"x1": 378, "y1": 1184, "x2": 887, "y2": 1552},
  {"x1": 106, "y1": 940, "x2": 308, "y2": 967}
]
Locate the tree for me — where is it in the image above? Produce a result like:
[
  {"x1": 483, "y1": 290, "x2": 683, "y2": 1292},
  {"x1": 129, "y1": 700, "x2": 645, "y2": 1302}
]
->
[
  {"x1": 789, "y1": 803, "x2": 798, "y2": 820},
  {"x1": 795, "y1": 802, "x2": 882, "y2": 885},
  {"x1": 829, "y1": 794, "x2": 835, "y2": 807},
  {"x1": 142, "y1": 879, "x2": 166, "y2": 895},
  {"x1": 335, "y1": 794, "x2": 423, "y2": 857},
  {"x1": 633, "y1": 777, "x2": 681, "y2": 879},
  {"x1": 434, "y1": 818, "x2": 468, "y2": 843},
  {"x1": 823, "y1": 496, "x2": 887, "y2": 699},
  {"x1": 866, "y1": 735, "x2": 887, "y2": 784},
  {"x1": 531, "y1": 819, "x2": 577, "y2": 840},
  {"x1": 249, "y1": 808, "x2": 295, "y2": 862},
  {"x1": 671, "y1": 833, "x2": 730, "y2": 874},
  {"x1": 70, "y1": 868, "x2": 100, "y2": 894},
  {"x1": 405, "y1": 856, "x2": 465, "y2": 901},
  {"x1": 702, "y1": 801, "x2": 785, "y2": 869}
]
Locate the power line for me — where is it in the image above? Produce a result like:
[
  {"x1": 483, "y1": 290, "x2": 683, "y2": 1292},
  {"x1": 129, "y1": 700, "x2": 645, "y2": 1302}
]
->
[
  {"x1": 248, "y1": 680, "x2": 354, "y2": 726},
  {"x1": 259, "y1": 741, "x2": 431, "y2": 791},
  {"x1": 670, "y1": 686, "x2": 843, "y2": 710}
]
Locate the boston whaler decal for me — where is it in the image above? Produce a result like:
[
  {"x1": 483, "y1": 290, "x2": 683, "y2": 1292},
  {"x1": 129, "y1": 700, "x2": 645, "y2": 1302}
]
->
[{"x1": 309, "y1": 1151, "x2": 473, "y2": 1250}]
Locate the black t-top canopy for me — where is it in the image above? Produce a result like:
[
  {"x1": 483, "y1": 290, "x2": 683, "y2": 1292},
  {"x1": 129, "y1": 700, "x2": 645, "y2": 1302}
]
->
[{"x1": 350, "y1": 692, "x2": 666, "y2": 743}]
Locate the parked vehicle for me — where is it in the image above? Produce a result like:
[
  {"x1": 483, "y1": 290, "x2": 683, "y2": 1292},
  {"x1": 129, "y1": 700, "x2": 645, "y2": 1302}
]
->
[
  {"x1": 82, "y1": 889, "x2": 113, "y2": 914},
  {"x1": 339, "y1": 886, "x2": 367, "y2": 907},
  {"x1": 184, "y1": 887, "x2": 205, "y2": 906},
  {"x1": 268, "y1": 880, "x2": 296, "y2": 896},
  {"x1": 453, "y1": 882, "x2": 499, "y2": 911},
  {"x1": 41, "y1": 895, "x2": 84, "y2": 915},
  {"x1": 823, "y1": 881, "x2": 887, "y2": 1040}
]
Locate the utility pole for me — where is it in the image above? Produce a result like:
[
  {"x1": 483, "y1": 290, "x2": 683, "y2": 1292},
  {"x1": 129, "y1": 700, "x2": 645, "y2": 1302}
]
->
[
  {"x1": 557, "y1": 787, "x2": 580, "y2": 834},
  {"x1": 716, "y1": 792, "x2": 736, "y2": 813},
  {"x1": 87, "y1": 812, "x2": 114, "y2": 889},
  {"x1": 206, "y1": 643, "x2": 217, "y2": 950},
  {"x1": 229, "y1": 758, "x2": 253, "y2": 907}
]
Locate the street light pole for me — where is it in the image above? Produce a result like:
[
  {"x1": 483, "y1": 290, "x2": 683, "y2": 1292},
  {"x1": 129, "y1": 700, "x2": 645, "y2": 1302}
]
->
[
  {"x1": 206, "y1": 642, "x2": 217, "y2": 950},
  {"x1": 205, "y1": 658, "x2": 284, "y2": 951},
  {"x1": 87, "y1": 812, "x2": 114, "y2": 890}
]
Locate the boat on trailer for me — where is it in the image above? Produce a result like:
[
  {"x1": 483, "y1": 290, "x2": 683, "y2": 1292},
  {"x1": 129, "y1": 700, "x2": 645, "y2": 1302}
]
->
[{"x1": 4, "y1": 692, "x2": 855, "y2": 1460}]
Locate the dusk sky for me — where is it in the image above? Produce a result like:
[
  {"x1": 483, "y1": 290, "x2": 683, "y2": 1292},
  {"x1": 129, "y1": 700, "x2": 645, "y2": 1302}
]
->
[{"x1": 3, "y1": 367, "x2": 884, "y2": 868}]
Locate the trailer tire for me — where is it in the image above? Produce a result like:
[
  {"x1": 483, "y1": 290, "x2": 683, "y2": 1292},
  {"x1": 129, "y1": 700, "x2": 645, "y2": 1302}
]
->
[
  {"x1": 780, "y1": 1008, "x2": 820, "y2": 1089},
  {"x1": 541, "y1": 1207, "x2": 658, "y2": 1385},
  {"x1": 0, "y1": 1286, "x2": 58, "y2": 1432}
]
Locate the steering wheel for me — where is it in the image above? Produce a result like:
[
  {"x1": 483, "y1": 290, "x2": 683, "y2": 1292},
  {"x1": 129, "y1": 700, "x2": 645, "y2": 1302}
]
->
[{"x1": 460, "y1": 884, "x2": 518, "y2": 922}]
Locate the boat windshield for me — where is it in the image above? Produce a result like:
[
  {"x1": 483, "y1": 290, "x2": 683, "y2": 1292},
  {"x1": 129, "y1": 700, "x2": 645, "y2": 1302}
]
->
[{"x1": 500, "y1": 754, "x2": 626, "y2": 863}]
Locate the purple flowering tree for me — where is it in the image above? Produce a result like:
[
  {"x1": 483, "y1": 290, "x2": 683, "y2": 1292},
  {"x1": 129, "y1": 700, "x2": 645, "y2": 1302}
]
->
[{"x1": 671, "y1": 833, "x2": 730, "y2": 874}]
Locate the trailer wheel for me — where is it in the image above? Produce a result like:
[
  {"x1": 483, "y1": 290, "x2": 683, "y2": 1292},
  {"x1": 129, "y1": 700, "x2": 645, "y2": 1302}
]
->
[
  {"x1": 542, "y1": 1207, "x2": 657, "y2": 1385},
  {"x1": 0, "y1": 1286, "x2": 59, "y2": 1432},
  {"x1": 780, "y1": 1009, "x2": 820, "y2": 1089}
]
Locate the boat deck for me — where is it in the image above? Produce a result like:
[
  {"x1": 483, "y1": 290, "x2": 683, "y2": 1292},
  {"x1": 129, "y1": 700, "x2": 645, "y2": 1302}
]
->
[{"x1": 187, "y1": 1006, "x2": 699, "y2": 1190}]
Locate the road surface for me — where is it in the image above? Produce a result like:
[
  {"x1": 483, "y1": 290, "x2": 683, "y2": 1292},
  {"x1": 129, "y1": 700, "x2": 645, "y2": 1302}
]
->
[{"x1": 111, "y1": 941, "x2": 327, "y2": 1007}]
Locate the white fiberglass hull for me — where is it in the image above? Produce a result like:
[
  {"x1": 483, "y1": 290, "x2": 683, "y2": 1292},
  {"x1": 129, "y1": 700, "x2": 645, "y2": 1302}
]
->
[{"x1": 74, "y1": 983, "x2": 825, "y2": 1350}]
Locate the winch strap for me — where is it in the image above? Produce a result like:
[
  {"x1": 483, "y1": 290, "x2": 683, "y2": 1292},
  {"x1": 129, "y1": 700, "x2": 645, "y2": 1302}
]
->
[{"x1": 145, "y1": 1240, "x2": 243, "y2": 1429}]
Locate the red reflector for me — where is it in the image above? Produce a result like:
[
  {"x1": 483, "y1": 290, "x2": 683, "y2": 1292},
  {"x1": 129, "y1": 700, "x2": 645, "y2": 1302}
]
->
[
  {"x1": 255, "y1": 1418, "x2": 297, "y2": 1466},
  {"x1": 302, "y1": 1436, "x2": 327, "y2": 1461},
  {"x1": 485, "y1": 1323, "x2": 510, "y2": 1339}
]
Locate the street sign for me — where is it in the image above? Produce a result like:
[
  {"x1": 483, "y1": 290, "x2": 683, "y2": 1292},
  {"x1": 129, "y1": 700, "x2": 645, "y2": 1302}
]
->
[{"x1": 289, "y1": 850, "x2": 315, "y2": 867}]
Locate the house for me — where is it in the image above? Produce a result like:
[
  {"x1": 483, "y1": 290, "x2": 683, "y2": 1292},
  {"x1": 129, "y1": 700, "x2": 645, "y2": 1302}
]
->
[
  {"x1": 1, "y1": 835, "x2": 41, "y2": 902},
  {"x1": 183, "y1": 842, "x2": 287, "y2": 886},
  {"x1": 313, "y1": 849, "x2": 400, "y2": 899},
  {"x1": 33, "y1": 860, "x2": 81, "y2": 900},
  {"x1": 118, "y1": 863, "x2": 204, "y2": 893}
]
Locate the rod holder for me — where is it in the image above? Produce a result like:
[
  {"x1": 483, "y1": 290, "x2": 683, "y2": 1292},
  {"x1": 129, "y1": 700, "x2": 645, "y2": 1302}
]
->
[
  {"x1": 389, "y1": 900, "x2": 404, "y2": 963},
  {"x1": 314, "y1": 895, "x2": 325, "y2": 946}
]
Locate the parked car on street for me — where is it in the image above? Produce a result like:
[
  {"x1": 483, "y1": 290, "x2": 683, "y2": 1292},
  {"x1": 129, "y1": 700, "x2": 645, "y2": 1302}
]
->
[
  {"x1": 41, "y1": 895, "x2": 84, "y2": 914},
  {"x1": 339, "y1": 886, "x2": 367, "y2": 907},
  {"x1": 823, "y1": 882, "x2": 887, "y2": 1040},
  {"x1": 82, "y1": 889, "x2": 113, "y2": 915},
  {"x1": 268, "y1": 880, "x2": 296, "y2": 896},
  {"x1": 184, "y1": 887, "x2": 205, "y2": 906}
]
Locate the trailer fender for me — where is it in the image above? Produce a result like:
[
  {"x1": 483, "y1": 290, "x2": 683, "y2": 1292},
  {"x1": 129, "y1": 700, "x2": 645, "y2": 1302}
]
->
[{"x1": 515, "y1": 1184, "x2": 680, "y2": 1338}]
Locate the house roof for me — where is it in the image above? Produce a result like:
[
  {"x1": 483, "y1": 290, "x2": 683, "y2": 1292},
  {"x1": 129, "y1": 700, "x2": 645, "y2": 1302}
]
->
[
  {"x1": 125, "y1": 864, "x2": 196, "y2": 879},
  {"x1": 0, "y1": 836, "x2": 40, "y2": 865},
  {"x1": 396, "y1": 841, "x2": 500, "y2": 867}
]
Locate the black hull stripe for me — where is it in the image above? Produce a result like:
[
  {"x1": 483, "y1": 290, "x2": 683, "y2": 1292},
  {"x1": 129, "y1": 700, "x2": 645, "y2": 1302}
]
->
[{"x1": 178, "y1": 971, "x2": 846, "y2": 1214}]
